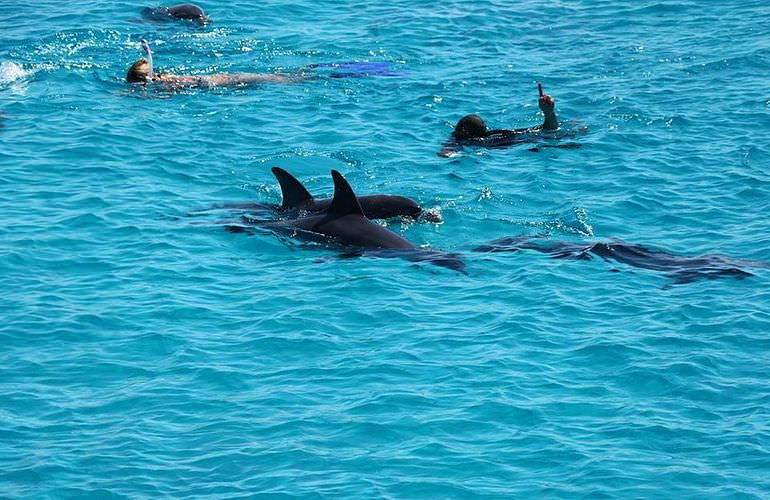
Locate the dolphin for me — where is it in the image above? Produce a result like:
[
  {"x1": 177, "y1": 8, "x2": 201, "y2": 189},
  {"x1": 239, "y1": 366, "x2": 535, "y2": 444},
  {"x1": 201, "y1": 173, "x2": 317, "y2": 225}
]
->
[
  {"x1": 199, "y1": 167, "x2": 438, "y2": 222},
  {"x1": 232, "y1": 170, "x2": 465, "y2": 272},
  {"x1": 264, "y1": 170, "x2": 419, "y2": 248},
  {"x1": 140, "y1": 4, "x2": 210, "y2": 25},
  {"x1": 270, "y1": 167, "x2": 432, "y2": 220},
  {"x1": 474, "y1": 235, "x2": 769, "y2": 285}
]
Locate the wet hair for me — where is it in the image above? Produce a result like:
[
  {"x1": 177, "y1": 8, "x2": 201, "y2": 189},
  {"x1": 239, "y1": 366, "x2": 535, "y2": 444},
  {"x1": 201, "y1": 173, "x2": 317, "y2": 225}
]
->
[
  {"x1": 126, "y1": 59, "x2": 150, "y2": 83},
  {"x1": 452, "y1": 114, "x2": 488, "y2": 140}
]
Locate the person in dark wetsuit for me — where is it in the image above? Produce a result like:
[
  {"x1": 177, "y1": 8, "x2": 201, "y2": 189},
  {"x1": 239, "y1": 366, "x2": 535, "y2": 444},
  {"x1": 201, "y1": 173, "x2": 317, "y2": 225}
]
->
[{"x1": 439, "y1": 83, "x2": 574, "y2": 157}]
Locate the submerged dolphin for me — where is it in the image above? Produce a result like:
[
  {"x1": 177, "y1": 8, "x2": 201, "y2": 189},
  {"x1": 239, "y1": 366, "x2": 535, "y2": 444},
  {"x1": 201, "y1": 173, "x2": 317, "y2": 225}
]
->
[
  {"x1": 230, "y1": 170, "x2": 465, "y2": 272},
  {"x1": 474, "y1": 235, "x2": 769, "y2": 285},
  {"x1": 140, "y1": 4, "x2": 210, "y2": 25},
  {"x1": 202, "y1": 167, "x2": 438, "y2": 222}
]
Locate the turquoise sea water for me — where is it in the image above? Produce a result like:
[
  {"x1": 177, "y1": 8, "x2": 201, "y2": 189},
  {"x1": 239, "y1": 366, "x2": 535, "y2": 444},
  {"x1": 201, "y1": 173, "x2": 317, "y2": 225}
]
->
[{"x1": 2, "y1": 0, "x2": 770, "y2": 497}]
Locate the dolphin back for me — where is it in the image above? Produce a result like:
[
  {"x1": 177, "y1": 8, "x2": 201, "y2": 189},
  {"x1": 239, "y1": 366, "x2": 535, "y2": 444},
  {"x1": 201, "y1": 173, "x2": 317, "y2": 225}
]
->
[
  {"x1": 328, "y1": 170, "x2": 365, "y2": 217},
  {"x1": 311, "y1": 194, "x2": 422, "y2": 220},
  {"x1": 358, "y1": 195, "x2": 422, "y2": 219},
  {"x1": 271, "y1": 167, "x2": 314, "y2": 210},
  {"x1": 141, "y1": 4, "x2": 209, "y2": 24},
  {"x1": 167, "y1": 4, "x2": 209, "y2": 22}
]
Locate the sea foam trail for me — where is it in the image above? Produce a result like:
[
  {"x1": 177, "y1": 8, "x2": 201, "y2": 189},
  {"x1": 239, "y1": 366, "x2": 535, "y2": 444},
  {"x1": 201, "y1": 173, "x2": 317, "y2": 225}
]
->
[{"x1": 0, "y1": 62, "x2": 31, "y2": 85}]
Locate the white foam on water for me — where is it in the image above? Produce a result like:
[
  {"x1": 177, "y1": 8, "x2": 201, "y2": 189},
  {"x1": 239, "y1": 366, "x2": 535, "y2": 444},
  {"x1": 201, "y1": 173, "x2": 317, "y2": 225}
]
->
[{"x1": 0, "y1": 61, "x2": 31, "y2": 85}]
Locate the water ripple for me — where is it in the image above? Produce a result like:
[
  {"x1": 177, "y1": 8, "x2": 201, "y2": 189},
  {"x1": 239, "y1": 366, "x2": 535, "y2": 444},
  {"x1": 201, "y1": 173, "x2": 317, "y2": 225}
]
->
[{"x1": 2, "y1": 0, "x2": 770, "y2": 497}]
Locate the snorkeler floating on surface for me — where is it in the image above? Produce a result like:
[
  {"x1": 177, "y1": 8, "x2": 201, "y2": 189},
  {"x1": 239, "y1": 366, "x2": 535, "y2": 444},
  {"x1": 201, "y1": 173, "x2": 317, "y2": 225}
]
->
[
  {"x1": 439, "y1": 84, "x2": 582, "y2": 156},
  {"x1": 126, "y1": 40, "x2": 306, "y2": 87},
  {"x1": 127, "y1": 40, "x2": 405, "y2": 88},
  {"x1": 126, "y1": 57, "x2": 306, "y2": 87}
]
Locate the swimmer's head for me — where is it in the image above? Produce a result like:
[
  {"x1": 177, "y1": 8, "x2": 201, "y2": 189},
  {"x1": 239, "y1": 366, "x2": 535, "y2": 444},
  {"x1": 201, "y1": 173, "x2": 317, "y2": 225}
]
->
[
  {"x1": 452, "y1": 114, "x2": 488, "y2": 140},
  {"x1": 126, "y1": 59, "x2": 151, "y2": 83}
]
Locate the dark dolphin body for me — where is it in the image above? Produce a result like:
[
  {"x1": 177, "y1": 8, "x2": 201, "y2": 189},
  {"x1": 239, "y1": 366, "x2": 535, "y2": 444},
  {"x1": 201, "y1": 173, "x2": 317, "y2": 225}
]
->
[
  {"x1": 270, "y1": 167, "x2": 427, "y2": 220},
  {"x1": 229, "y1": 170, "x2": 465, "y2": 273},
  {"x1": 140, "y1": 4, "x2": 210, "y2": 25},
  {"x1": 264, "y1": 171, "x2": 415, "y2": 249},
  {"x1": 474, "y1": 235, "x2": 769, "y2": 285},
  {"x1": 202, "y1": 167, "x2": 435, "y2": 222}
]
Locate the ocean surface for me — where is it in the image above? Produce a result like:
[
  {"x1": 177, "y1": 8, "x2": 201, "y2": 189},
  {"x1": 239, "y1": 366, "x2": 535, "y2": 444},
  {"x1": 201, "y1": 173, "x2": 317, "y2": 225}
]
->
[{"x1": 2, "y1": 0, "x2": 770, "y2": 497}]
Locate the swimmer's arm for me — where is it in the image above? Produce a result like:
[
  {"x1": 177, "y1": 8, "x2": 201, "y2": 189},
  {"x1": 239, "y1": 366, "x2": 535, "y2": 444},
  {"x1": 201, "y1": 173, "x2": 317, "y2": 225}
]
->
[{"x1": 538, "y1": 92, "x2": 559, "y2": 130}]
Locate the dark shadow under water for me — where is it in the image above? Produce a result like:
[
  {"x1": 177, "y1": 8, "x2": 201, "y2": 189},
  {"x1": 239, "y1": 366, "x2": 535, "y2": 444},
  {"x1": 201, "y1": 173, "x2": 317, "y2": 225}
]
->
[
  {"x1": 192, "y1": 209, "x2": 765, "y2": 284},
  {"x1": 474, "y1": 235, "x2": 769, "y2": 286}
]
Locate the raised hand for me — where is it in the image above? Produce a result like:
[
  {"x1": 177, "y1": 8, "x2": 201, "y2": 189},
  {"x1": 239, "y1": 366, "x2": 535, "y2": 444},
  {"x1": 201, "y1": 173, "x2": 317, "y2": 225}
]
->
[
  {"x1": 537, "y1": 83, "x2": 558, "y2": 129},
  {"x1": 538, "y1": 83, "x2": 555, "y2": 112}
]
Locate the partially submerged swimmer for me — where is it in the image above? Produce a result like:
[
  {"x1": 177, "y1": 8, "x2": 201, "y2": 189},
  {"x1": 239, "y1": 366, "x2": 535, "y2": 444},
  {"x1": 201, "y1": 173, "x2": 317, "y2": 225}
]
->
[
  {"x1": 439, "y1": 84, "x2": 577, "y2": 156},
  {"x1": 126, "y1": 58, "x2": 307, "y2": 88},
  {"x1": 126, "y1": 41, "x2": 401, "y2": 89},
  {"x1": 140, "y1": 4, "x2": 210, "y2": 25}
]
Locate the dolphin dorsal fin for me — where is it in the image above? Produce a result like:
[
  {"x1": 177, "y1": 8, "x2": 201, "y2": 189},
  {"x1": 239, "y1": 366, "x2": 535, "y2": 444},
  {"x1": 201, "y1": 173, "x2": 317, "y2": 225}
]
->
[
  {"x1": 271, "y1": 167, "x2": 314, "y2": 210},
  {"x1": 328, "y1": 170, "x2": 365, "y2": 217}
]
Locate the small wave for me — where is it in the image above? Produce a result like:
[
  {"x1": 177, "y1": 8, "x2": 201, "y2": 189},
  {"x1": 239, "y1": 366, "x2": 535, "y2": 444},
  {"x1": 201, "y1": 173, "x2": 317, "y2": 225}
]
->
[{"x1": 0, "y1": 62, "x2": 31, "y2": 85}]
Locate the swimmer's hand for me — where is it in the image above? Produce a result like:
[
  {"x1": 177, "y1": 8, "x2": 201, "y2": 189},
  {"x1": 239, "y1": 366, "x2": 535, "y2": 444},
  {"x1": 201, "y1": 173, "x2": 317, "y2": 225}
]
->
[
  {"x1": 537, "y1": 84, "x2": 558, "y2": 130},
  {"x1": 538, "y1": 92, "x2": 555, "y2": 113}
]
